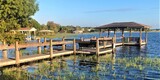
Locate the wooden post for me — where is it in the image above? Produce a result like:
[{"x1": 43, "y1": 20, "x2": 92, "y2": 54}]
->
[
  {"x1": 50, "y1": 39, "x2": 53, "y2": 59},
  {"x1": 108, "y1": 29, "x2": 110, "y2": 37},
  {"x1": 103, "y1": 37, "x2": 106, "y2": 48},
  {"x1": 62, "y1": 37, "x2": 66, "y2": 51},
  {"x1": 44, "y1": 37, "x2": 47, "y2": 53},
  {"x1": 44, "y1": 37, "x2": 46, "y2": 43},
  {"x1": 73, "y1": 38, "x2": 76, "y2": 55},
  {"x1": 2, "y1": 40, "x2": 7, "y2": 59},
  {"x1": 114, "y1": 29, "x2": 116, "y2": 43},
  {"x1": 96, "y1": 38, "x2": 99, "y2": 56},
  {"x1": 99, "y1": 29, "x2": 102, "y2": 38},
  {"x1": 37, "y1": 39, "x2": 41, "y2": 54},
  {"x1": 128, "y1": 29, "x2": 131, "y2": 43},
  {"x1": 129, "y1": 28, "x2": 132, "y2": 37},
  {"x1": 44, "y1": 46, "x2": 47, "y2": 53},
  {"x1": 139, "y1": 28, "x2": 142, "y2": 46},
  {"x1": 112, "y1": 37, "x2": 115, "y2": 53},
  {"x1": 145, "y1": 29, "x2": 148, "y2": 44},
  {"x1": 122, "y1": 29, "x2": 124, "y2": 45},
  {"x1": 15, "y1": 41, "x2": 20, "y2": 66}
]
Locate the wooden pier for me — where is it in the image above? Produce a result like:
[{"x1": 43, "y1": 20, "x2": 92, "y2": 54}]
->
[
  {"x1": 0, "y1": 22, "x2": 150, "y2": 67},
  {"x1": 0, "y1": 36, "x2": 146, "y2": 67}
]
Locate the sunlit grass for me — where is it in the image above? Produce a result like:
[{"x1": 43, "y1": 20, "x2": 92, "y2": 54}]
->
[
  {"x1": 1, "y1": 55, "x2": 160, "y2": 80},
  {"x1": 37, "y1": 33, "x2": 79, "y2": 38}
]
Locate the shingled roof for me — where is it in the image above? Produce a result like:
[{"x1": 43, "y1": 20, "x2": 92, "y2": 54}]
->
[{"x1": 96, "y1": 22, "x2": 150, "y2": 29}]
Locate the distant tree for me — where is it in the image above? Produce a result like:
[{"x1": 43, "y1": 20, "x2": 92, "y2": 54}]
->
[
  {"x1": 47, "y1": 21, "x2": 60, "y2": 33},
  {"x1": 40, "y1": 24, "x2": 48, "y2": 30},
  {"x1": 75, "y1": 26, "x2": 81, "y2": 30},
  {"x1": 29, "y1": 19, "x2": 41, "y2": 30},
  {"x1": 0, "y1": 0, "x2": 39, "y2": 32}
]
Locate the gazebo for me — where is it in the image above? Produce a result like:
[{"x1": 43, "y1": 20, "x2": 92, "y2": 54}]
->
[{"x1": 95, "y1": 22, "x2": 150, "y2": 46}]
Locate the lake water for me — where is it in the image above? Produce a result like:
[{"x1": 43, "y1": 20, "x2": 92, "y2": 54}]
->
[{"x1": 0, "y1": 32, "x2": 160, "y2": 80}]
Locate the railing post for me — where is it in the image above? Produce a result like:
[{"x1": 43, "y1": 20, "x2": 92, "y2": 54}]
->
[
  {"x1": 50, "y1": 39, "x2": 53, "y2": 59},
  {"x1": 44, "y1": 37, "x2": 47, "y2": 53},
  {"x1": 2, "y1": 40, "x2": 7, "y2": 59},
  {"x1": 62, "y1": 37, "x2": 66, "y2": 51},
  {"x1": 37, "y1": 39, "x2": 41, "y2": 54},
  {"x1": 139, "y1": 38, "x2": 142, "y2": 47},
  {"x1": 15, "y1": 41, "x2": 20, "y2": 66},
  {"x1": 103, "y1": 37, "x2": 106, "y2": 48},
  {"x1": 44, "y1": 37, "x2": 46, "y2": 43},
  {"x1": 73, "y1": 38, "x2": 76, "y2": 55},
  {"x1": 139, "y1": 28, "x2": 142, "y2": 46},
  {"x1": 96, "y1": 38, "x2": 99, "y2": 56},
  {"x1": 112, "y1": 37, "x2": 116, "y2": 54}
]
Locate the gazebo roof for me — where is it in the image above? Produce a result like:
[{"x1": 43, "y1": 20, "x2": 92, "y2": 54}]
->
[{"x1": 95, "y1": 22, "x2": 150, "y2": 29}]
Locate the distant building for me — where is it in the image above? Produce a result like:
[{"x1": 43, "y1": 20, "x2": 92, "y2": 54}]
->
[{"x1": 11, "y1": 27, "x2": 37, "y2": 40}]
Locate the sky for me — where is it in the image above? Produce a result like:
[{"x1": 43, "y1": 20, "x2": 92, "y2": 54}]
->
[{"x1": 33, "y1": 0, "x2": 160, "y2": 29}]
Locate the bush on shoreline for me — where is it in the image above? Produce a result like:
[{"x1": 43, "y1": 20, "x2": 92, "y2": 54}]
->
[{"x1": 0, "y1": 32, "x2": 25, "y2": 45}]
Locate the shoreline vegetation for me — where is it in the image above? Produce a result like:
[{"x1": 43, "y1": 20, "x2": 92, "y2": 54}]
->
[{"x1": 0, "y1": 55, "x2": 160, "y2": 80}]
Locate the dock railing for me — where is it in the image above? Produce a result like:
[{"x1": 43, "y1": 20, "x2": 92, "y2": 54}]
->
[{"x1": 0, "y1": 38, "x2": 76, "y2": 66}]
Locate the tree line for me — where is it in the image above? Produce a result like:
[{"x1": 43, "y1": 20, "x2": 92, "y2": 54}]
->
[{"x1": 0, "y1": 0, "x2": 38, "y2": 44}]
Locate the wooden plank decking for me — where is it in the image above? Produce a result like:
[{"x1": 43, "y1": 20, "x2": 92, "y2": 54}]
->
[
  {"x1": 0, "y1": 37, "x2": 147, "y2": 67},
  {"x1": 0, "y1": 50, "x2": 74, "y2": 67}
]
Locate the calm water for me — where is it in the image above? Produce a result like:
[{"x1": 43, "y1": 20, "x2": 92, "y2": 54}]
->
[{"x1": 0, "y1": 32, "x2": 160, "y2": 79}]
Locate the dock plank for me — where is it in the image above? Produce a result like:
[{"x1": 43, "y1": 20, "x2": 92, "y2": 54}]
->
[{"x1": 0, "y1": 59, "x2": 16, "y2": 67}]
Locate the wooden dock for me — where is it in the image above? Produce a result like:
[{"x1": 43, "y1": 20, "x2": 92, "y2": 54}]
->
[{"x1": 0, "y1": 36, "x2": 146, "y2": 67}]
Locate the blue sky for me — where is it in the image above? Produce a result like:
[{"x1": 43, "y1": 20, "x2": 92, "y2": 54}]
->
[{"x1": 33, "y1": 0, "x2": 159, "y2": 29}]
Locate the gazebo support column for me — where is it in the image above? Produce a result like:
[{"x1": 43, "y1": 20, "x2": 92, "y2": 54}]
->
[
  {"x1": 145, "y1": 29, "x2": 148, "y2": 44},
  {"x1": 34, "y1": 31, "x2": 36, "y2": 39},
  {"x1": 99, "y1": 29, "x2": 102, "y2": 38},
  {"x1": 122, "y1": 29, "x2": 124, "y2": 45},
  {"x1": 139, "y1": 28, "x2": 142, "y2": 46},
  {"x1": 129, "y1": 28, "x2": 132, "y2": 37},
  {"x1": 114, "y1": 29, "x2": 116, "y2": 43},
  {"x1": 108, "y1": 29, "x2": 110, "y2": 37},
  {"x1": 128, "y1": 28, "x2": 132, "y2": 42}
]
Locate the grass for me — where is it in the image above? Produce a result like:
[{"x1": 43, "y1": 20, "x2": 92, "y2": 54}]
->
[
  {"x1": 1, "y1": 55, "x2": 160, "y2": 80},
  {"x1": 37, "y1": 33, "x2": 79, "y2": 38}
]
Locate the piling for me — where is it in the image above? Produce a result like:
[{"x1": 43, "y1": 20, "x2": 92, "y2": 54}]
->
[
  {"x1": 96, "y1": 38, "x2": 99, "y2": 56},
  {"x1": 50, "y1": 39, "x2": 53, "y2": 59},
  {"x1": 15, "y1": 41, "x2": 20, "y2": 66},
  {"x1": 73, "y1": 38, "x2": 76, "y2": 55},
  {"x1": 62, "y1": 37, "x2": 66, "y2": 51},
  {"x1": 112, "y1": 38, "x2": 116, "y2": 53},
  {"x1": 103, "y1": 37, "x2": 107, "y2": 48},
  {"x1": 37, "y1": 39, "x2": 41, "y2": 54}
]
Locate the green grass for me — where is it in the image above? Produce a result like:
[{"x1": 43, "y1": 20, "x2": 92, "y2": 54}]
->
[
  {"x1": 37, "y1": 33, "x2": 79, "y2": 38},
  {"x1": 1, "y1": 55, "x2": 160, "y2": 80}
]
